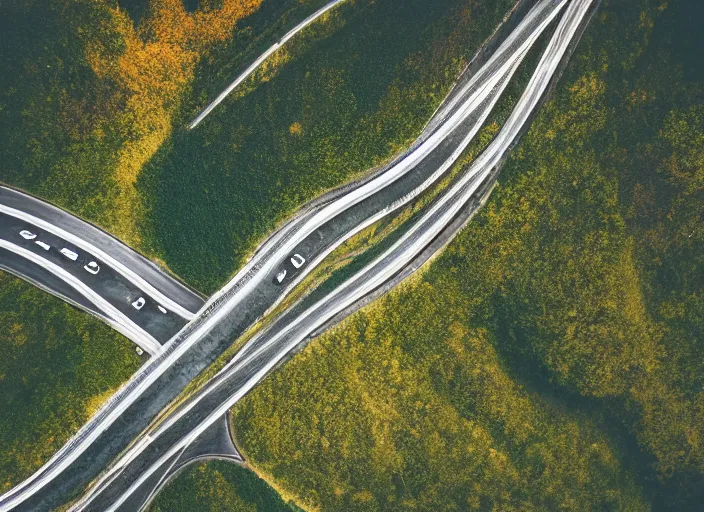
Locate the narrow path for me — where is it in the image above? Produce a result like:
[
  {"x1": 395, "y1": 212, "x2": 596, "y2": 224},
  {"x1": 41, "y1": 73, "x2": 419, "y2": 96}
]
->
[{"x1": 188, "y1": 0, "x2": 348, "y2": 129}]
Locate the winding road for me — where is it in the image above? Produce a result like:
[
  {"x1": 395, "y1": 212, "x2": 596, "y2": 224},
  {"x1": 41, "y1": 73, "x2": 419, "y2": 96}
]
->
[
  {"x1": 0, "y1": 0, "x2": 597, "y2": 509},
  {"x1": 69, "y1": 1, "x2": 597, "y2": 509}
]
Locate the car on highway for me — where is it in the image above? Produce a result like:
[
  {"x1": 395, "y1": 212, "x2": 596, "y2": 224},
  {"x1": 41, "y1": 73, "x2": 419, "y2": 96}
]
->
[
  {"x1": 84, "y1": 261, "x2": 100, "y2": 274},
  {"x1": 60, "y1": 248, "x2": 78, "y2": 261},
  {"x1": 291, "y1": 253, "x2": 305, "y2": 269}
]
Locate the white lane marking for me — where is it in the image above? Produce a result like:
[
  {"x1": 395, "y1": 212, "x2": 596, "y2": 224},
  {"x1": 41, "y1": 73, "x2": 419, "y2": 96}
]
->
[
  {"x1": 94, "y1": 2, "x2": 595, "y2": 508},
  {"x1": 0, "y1": 205, "x2": 195, "y2": 320},
  {"x1": 158, "y1": 306, "x2": 168, "y2": 314},
  {"x1": 35, "y1": 240, "x2": 50, "y2": 250},
  {"x1": 60, "y1": 248, "x2": 78, "y2": 261},
  {"x1": 20, "y1": 230, "x2": 37, "y2": 240},
  {"x1": 0, "y1": 239, "x2": 161, "y2": 356},
  {"x1": 188, "y1": 0, "x2": 348, "y2": 129}
]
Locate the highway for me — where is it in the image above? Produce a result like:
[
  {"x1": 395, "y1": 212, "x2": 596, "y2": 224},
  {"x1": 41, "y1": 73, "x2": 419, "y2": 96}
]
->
[
  {"x1": 67, "y1": 0, "x2": 597, "y2": 509},
  {"x1": 0, "y1": 187, "x2": 204, "y2": 353},
  {"x1": 0, "y1": 0, "x2": 594, "y2": 509}
]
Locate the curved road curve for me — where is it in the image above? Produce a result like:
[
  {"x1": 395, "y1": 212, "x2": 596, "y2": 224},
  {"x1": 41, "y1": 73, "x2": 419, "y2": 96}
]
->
[
  {"x1": 72, "y1": 1, "x2": 597, "y2": 508},
  {"x1": 0, "y1": 1, "x2": 577, "y2": 509}
]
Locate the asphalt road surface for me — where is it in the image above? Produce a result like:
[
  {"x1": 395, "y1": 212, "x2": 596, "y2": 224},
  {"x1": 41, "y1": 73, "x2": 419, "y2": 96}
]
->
[
  {"x1": 189, "y1": 0, "x2": 349, "y2": 129},
  {"x1": 0, "y1": 187, "x2": 204, "y2": 352}
]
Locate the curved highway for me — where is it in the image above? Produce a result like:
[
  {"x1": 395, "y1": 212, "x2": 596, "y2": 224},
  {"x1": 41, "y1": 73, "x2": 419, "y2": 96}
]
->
[
  {"x1": 0, "y1": 0, "x2": 582, "y2": 509},
  {"x1": 69, "y1": 1, "x2": 597, "y2": 508},
  {"x1": 0, "y1": 187, "x2": 204, "y2": 353}
]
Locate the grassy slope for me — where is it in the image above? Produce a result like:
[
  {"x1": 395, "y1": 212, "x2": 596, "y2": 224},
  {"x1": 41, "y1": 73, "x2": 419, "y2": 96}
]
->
[
  {"x1": 0, "y1": 272, "x2": 142, "y2": 491},
  {"x1": 150, "y1": 460, "x2": 301, "y2": 512},
  {"x1": 233, "y1": 282, "x2": 649, "y2": 511},
  {"x1": 137, "y1": 0, "x2": 517, "y2": 293},
  {"x1": 226, "y1": 0, "x2": 703, "y2": 510},
  {"x1": 0, "y1": 0, "x2": 125, "y2": 224}
]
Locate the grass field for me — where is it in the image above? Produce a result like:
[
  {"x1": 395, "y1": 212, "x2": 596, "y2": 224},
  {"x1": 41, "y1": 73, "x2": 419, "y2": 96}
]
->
[
  {"x1": 150, "y1": 460, "x2": 300, "y2": 512},
  {"x1": 0, "y1": 272, "x2": 142, "y2": 491},
  {"x1": 228, "y1": 0, "x2": 704, "y2": 509}
]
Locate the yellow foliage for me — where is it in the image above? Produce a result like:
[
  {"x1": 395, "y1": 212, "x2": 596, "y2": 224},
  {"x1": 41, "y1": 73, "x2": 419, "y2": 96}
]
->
[
  {"x1": 84, "y1": 387, "x2": 119, "y2": 418},
  {"x1": 84, "y1": 0, "x2": 263, "y2": 243},
  {"x1": 289, "y1": 121, "x2": 303, "y2": 136},
  {"x1": 352, "y1": 490, "x2": 373, "y2": 503}
]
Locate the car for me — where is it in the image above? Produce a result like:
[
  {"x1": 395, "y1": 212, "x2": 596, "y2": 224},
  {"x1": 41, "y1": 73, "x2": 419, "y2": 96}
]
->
[
  {"x1": 84, "y1": 261, "x2": 100, "y2": 275},
  {"x1": 291, "y1": 253, "x2": 306, "y2": 269},
  {"x1": 60, "y1": 248, "x2": 78, "y2": 261},
  {"x1": 19, "y1": 230, "x2": 37, "y2": 240},
  {"x1": 275, "y1": 269, "x2": 287, "y2": 284},
  {"x1": 131, "y1": 297, "x2": 146, "y2": 310}
]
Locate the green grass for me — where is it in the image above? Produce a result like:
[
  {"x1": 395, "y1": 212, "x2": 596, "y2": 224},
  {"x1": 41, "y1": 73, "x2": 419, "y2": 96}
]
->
[
  {"x1": 0, "y1": 272, "x2": 142, "y2": 492},
  {"x1": 150, "y1": 460, "x2": 300, "y2": 512},
  {"x1": 232, "y1": 278, "x2": 649, "y2": 511},
  {"x1": 0, "y1": 0, "x2": 125, "y2": 224}
]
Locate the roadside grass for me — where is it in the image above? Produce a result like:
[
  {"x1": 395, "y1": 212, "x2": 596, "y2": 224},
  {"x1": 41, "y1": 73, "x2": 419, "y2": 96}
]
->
[
  {"x1": 0, "y1": 273, "x2": 142, "y2": 492},
  {"x1": 227, "y1": 0, "x2": 704, "y2": 510},
  {"x1": 136, "y1": 0, "x2": 518, "y2": 294},
  {"x1": 149, "y1": 459, "x2": 300, "y2": 512}
]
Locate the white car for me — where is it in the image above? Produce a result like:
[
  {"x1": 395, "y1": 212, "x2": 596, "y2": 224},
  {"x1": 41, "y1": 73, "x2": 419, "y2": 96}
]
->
[
  {"x1": 131, "y1": 297, "x2": 146, "y2": 311},
  {"x1": 275, "y1": 269, "x2": 287, "y2": 284},
  {"x1": 84, "y1": 261, "x2": 100, "y2": 275},
  {"x1": 19, "y1": 230, "x2": 37, "y2": 240},
  {"x1": 60, "y1": 248, "x2": 78, "y2": 261},
  {"x1": 291, "y1": 253, "x2": 306, "y2": 269}
]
